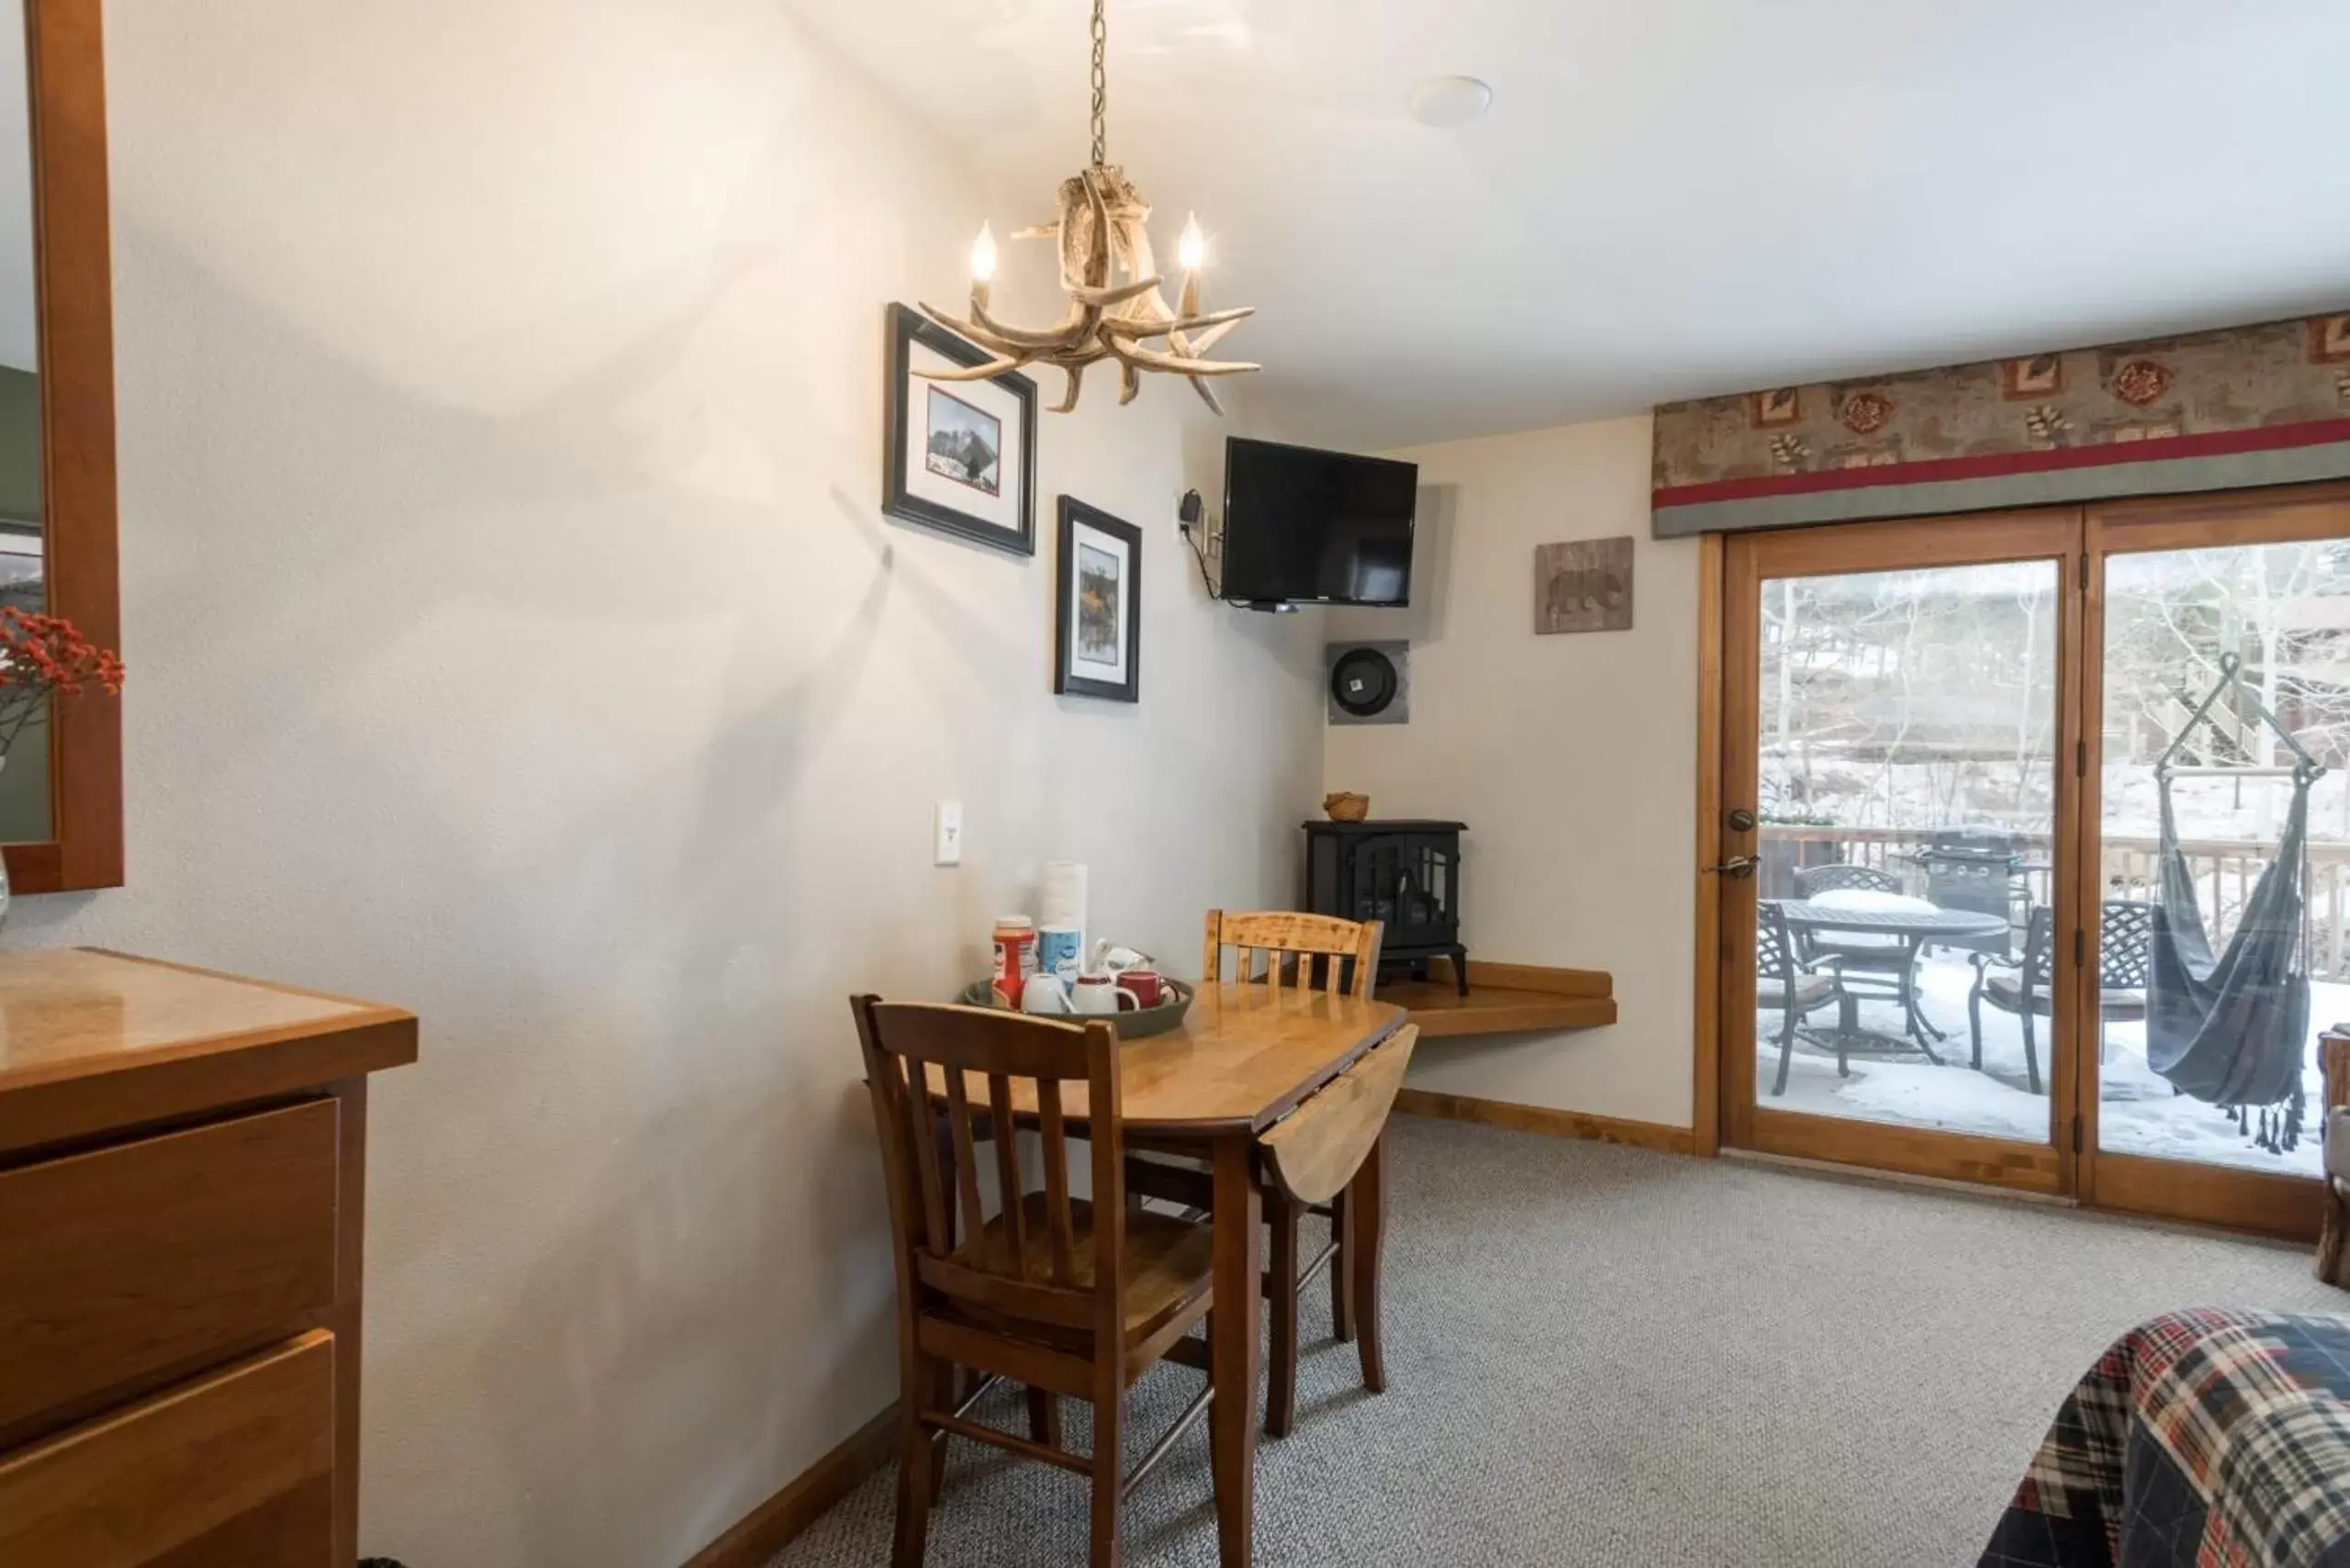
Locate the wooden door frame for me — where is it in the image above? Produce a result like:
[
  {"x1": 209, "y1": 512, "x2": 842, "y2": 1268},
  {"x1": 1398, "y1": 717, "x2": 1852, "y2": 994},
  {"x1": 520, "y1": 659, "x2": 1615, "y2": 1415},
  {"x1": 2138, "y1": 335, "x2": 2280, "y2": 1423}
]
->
[
  {"x1": 1693, "y1": 532, "x2": 1725, "y2": 1157},
  {"x1": 2068, "y1": 481, "x2": 2350, "y2": 1241},
  {"x1": 1712, "y1": 507, "x2": 2087, "y2": 1193}
]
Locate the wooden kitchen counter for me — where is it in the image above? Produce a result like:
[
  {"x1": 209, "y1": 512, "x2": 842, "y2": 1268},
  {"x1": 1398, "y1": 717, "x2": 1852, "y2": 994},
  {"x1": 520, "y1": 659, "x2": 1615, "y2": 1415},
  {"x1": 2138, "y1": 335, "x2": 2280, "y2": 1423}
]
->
[
  {"x1": 0, "y1": 947, "x2": 416, "y2": 1566},
  {"x1": 0, "y1": 946, "x2": 417, "y2": 1157}
]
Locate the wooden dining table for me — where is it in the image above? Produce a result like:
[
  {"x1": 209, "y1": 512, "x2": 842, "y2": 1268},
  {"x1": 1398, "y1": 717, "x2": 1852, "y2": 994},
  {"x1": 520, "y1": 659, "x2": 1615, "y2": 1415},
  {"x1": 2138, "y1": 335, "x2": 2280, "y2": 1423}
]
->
[{"x1": 928, "y1": 980, "x2": 1404, "y2": 1566}]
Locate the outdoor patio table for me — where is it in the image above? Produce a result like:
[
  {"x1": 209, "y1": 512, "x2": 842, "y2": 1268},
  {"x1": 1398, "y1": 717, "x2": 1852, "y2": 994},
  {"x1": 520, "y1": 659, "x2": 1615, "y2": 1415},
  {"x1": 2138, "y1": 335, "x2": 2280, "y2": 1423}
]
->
[{"x1": 1776, "y1": 899, "x2": 2013, "y2": 1062}]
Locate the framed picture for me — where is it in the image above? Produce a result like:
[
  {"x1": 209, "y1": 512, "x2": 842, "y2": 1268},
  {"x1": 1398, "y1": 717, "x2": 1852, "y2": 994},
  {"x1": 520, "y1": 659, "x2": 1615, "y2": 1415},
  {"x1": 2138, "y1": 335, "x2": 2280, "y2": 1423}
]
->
[
  {"x1": 1055, "y1": 497, "x2": 1140, "y2": 702},
  {"x1": 882, "y1": 302, "x2": 1037, "y2": 555},
  {"x1": 1534, "y1": 535, "x2": 1634, "y2": 634}
]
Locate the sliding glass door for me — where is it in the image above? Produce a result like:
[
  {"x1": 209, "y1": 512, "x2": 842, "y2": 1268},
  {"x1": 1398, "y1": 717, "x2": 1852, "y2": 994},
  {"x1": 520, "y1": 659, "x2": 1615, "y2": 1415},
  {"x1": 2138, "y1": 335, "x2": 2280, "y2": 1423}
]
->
[
  {"x1": 1720, "y1": 512, "x2": 2080, "y2": 1192},
  {"x1": 2076, "y1": 490, "x2": 2350, "y2": 1237},
  {"x1": 1716, "y1": 484, "x2": 2350, "y2": 1234}
]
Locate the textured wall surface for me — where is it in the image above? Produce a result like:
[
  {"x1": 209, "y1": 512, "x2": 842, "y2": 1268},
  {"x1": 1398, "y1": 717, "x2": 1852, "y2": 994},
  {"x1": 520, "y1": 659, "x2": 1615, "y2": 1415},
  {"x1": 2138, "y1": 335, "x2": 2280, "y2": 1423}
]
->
[
  {"x1": 1326, "y1": 415, "x2": 1701, "y2": 1127},
  {"x1": 1, "y1": 4, "x2": 1324, "y2": 1563}
]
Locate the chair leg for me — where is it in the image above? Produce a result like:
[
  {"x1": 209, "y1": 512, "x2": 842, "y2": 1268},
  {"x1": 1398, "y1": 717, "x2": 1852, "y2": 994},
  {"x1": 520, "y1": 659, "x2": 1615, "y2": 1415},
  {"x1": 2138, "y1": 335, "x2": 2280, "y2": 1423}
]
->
[
  {"x1": 1089, "y1": 1372, "x2": 1123, "y2": 1568},
  {"x1": 1771, "y1": 1000, "x2": 1796, "y2": 1096},
  {"x1": 1332, "y1": 1192, "x2": 1356, "y2": 1343},
  {"x1": 1901, "y1": 957, "x2": 1945, "y2": 1058},
  {"x1": 1835, "y1": 995, "x2": 1854, "y2": 1079},
  {"x1": 892, "y1": 1357, "x2": 937, "y2": 1568},
  {"x1": 924, "y1": 1361, "x2": 955, "y2": 1498},
  {"x1": 1351, "y1": 1131, "x2": 1390, "y2": 1394},
  {"x1": 1968, "y1": 986, "x2": 1985, "y2": 1071},
  {"x1": 2021, "y1": 1007, "x2": 2042, "y2": 1096},
  {"x1": 1266, "y1": 1191, "x2": 1300, "y2": 1438},
  {"x1": 1025, "y1": 1385, "x2": 1061, "y2": 1450}
]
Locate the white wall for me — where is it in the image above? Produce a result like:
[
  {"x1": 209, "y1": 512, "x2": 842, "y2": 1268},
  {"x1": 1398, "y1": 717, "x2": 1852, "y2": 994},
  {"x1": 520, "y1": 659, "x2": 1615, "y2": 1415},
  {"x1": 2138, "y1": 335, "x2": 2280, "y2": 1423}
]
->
[
  {"x1": 1325, "y1": 416, "x2": 1701, "y2": 1127},
  {"x1": 4, "y1": 4, "x2": 1324, "y2": 1563}
]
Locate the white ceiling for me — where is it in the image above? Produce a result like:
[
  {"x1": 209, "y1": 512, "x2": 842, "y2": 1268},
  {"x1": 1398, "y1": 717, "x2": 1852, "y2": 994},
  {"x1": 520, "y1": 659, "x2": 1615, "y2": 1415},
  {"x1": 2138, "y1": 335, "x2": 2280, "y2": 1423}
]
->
[{"x1": 793, "y1": 0, "x2": 2350, "y2": 452}]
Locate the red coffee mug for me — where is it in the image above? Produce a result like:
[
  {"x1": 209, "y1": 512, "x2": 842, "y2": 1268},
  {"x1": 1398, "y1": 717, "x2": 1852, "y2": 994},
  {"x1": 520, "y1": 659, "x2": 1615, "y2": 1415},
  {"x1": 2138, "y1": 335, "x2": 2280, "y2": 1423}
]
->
[{"x1": 1116, "y1": 969, "x2": 1167, "y2": 1008}]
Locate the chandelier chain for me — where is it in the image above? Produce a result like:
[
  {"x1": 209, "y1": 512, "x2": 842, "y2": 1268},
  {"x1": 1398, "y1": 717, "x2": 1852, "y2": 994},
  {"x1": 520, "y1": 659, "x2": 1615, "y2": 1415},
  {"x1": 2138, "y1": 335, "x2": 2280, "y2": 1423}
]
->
[{"x1": 1089, "y1": 0, "x2": 1107, "y2": 167}]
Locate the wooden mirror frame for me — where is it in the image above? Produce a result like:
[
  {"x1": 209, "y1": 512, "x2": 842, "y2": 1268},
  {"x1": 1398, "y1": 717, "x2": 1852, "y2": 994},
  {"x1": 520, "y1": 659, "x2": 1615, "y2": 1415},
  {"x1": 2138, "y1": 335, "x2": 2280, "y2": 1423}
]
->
[{"x1": 9, "y1": 0, "x2": 119, "y2": 892}]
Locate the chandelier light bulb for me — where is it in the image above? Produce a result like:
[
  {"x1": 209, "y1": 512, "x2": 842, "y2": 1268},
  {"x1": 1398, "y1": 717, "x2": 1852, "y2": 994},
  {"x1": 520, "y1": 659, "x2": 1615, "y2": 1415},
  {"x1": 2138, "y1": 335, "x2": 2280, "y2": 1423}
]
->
[{"x1": 909, "y1": 0, "x2": 1257, "y2": 414}]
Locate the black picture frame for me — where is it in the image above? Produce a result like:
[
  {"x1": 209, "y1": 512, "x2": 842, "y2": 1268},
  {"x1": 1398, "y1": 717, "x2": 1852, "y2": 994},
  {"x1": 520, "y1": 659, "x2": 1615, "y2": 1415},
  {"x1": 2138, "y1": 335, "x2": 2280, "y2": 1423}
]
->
[
  {"x1": 882, "y1": 302, "x2": 1037, "y2": 555},
  {"x1": 1054, "y1": 497, "x2": 1142, "y2": 703}
]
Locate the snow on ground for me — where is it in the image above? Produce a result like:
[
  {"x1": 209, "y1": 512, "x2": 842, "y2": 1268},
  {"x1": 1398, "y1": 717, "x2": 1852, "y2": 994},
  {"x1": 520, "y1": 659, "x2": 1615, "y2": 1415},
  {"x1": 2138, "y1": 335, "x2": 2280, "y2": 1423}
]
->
[{"x1": 1759, "y1": 958, "x2": 2336, "y2": 1178}]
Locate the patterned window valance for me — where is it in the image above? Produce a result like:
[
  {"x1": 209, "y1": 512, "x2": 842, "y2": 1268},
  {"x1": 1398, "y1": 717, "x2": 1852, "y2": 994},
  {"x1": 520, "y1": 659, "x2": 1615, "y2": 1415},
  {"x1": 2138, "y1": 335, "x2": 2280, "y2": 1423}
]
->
[{"x1": 1651, "y1": 312, "x2": 2350, "y2": 538}]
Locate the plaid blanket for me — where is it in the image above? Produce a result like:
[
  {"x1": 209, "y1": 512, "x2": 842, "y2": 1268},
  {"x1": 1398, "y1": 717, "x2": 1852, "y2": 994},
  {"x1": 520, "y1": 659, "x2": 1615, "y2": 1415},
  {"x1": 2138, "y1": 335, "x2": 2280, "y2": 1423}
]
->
[{"x1": 1980, "y1": 1308, "x2": 2350, "y2": 1568}]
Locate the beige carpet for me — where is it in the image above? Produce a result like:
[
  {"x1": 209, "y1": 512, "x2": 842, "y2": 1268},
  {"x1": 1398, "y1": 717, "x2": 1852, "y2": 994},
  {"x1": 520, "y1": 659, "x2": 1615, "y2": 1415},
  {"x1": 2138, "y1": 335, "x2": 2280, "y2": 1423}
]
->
[{"x1": 770, "y1": 1114, "x2": 2341, "y2": 1567}]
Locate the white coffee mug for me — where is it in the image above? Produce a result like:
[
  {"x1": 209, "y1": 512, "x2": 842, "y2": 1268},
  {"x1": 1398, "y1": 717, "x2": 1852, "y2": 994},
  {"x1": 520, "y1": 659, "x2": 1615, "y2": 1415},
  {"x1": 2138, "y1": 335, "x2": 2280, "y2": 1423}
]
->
[
  {"x1": 1069, "y1": 972, "x2": 1140, "y2": 1015},
  {"x1": 1020, "y1": 975, "x2": 1073, "y2": 1014}
]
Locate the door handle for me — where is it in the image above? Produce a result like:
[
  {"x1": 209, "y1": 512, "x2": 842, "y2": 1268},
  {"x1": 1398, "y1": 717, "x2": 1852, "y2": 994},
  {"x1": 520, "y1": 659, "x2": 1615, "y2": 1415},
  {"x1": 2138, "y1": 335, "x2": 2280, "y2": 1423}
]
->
[{"x1": 1702, "y1": 855, "x2": 1759, "y2": 879}]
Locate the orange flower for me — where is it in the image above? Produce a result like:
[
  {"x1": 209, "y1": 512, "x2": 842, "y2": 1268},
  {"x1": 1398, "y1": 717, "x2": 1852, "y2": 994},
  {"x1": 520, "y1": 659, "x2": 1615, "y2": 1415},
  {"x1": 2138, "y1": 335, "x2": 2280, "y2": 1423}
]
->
[{"x1": 0, "y1": 607, "x2": 123, "y2": 759}]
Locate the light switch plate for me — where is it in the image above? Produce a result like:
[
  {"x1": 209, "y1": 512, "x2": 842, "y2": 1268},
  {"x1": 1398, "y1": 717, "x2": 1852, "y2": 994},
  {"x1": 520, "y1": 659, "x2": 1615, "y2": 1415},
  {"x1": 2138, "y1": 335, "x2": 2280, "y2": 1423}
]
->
[{"x1": 934, "y1": 801, "x2": 964, "y2": 866}]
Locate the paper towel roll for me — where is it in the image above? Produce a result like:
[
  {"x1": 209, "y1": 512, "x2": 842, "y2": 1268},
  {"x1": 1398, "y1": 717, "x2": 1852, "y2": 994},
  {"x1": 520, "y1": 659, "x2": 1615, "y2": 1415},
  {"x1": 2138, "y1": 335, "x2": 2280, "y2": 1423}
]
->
[{"x1": 1040, "y1": 861, "x2": 1088, "y2": 958}]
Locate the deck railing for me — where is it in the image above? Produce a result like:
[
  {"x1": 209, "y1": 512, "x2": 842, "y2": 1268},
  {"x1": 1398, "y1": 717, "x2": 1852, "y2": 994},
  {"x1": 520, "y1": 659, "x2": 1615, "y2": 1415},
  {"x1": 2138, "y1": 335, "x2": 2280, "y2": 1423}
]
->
[{"x1": 1760, "y1": 825, "x2": 2350, "y2": 980}]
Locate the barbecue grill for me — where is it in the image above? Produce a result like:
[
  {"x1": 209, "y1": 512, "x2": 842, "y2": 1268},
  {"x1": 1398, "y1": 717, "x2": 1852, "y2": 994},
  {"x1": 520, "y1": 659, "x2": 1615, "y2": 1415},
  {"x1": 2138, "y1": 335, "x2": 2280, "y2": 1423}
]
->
[{"x1": 1913, "y1": 827, "x2": 2026, "y2": 958}]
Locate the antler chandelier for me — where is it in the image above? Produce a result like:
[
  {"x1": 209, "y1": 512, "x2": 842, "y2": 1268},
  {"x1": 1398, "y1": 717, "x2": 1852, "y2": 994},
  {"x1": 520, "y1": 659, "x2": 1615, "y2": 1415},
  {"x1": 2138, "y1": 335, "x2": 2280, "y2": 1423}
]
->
[{"x1": 918, "y1": 0, "x2": 1257, "y2": 415}]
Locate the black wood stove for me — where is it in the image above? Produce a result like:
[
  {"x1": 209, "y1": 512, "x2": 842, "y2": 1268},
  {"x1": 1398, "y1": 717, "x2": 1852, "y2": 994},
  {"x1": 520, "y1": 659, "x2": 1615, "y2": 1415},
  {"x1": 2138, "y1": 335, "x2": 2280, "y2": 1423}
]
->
[{"x1": 1303, "y1": 819, "x2": 1468, "y2": 993}]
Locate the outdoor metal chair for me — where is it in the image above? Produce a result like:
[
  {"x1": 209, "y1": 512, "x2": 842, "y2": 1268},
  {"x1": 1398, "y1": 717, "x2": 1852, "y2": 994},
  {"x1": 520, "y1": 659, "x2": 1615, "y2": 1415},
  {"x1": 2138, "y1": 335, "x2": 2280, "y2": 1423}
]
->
[
  {"x1": 1792, "y1": 861, "x2": 1940, "y2": 1047},
  {"x1": 1967, "y1": 901, "x2": 2154, "y2": 1095},
  {"x1": 1793, "y1": 863, "x2": 1905, "y2": 900},
  {"x1": 1760, "y1": 900, "x2": 1852, "y2": 1095}
]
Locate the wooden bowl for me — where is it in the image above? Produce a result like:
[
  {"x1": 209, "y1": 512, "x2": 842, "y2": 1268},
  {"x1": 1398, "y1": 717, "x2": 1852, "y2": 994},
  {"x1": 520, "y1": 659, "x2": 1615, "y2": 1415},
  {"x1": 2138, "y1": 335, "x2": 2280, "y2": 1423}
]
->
[
  {"x1": 954, "y1": 979, "x2": 1196, "y2": 1042},
  {"x1": 1324, "y1": 791, "x2": 1371, "y2": 823}
]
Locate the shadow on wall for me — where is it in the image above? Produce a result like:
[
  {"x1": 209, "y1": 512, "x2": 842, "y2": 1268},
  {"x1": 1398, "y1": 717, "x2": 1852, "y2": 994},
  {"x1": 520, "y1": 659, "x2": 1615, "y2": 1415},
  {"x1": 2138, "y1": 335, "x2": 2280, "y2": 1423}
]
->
[
  {"x1": 15, "y1": 6, "x2": 1326, "y2": 1562},
  {"x1": 3, "y1": 152, "x2": 942, "y2": 1562}
]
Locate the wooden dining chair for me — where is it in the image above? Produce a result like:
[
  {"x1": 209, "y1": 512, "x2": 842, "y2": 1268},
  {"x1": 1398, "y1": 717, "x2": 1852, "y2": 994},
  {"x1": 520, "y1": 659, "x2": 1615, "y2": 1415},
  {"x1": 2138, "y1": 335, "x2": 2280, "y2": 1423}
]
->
[
  {"x1": 1201, "y1": 908, "x2": 1384, "y2": 999},
  {"x1": 853, "y1": 996, "x2": 1227, "y2": 1568},
  {"x1": 1128, "y1": 909, "x2": 1392, "y2": 1435}
]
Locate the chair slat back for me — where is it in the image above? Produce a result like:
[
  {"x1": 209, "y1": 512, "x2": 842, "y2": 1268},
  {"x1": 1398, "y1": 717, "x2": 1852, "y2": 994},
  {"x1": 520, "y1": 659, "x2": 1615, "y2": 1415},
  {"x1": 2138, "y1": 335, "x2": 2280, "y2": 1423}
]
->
[
  {"x1": 1202, "y1": 909, "x2": 1384, "y2": 1000},
  {"x1": 1795, "y1": 862, "x2": 1902, "y2": 898},
  {"x1": 1261, "y1": 1025, "x2": 1418, "y2": 1205},
  {"x1": 2020, "y1": 905, "x2": 2056, "y2": 991},
  {"x1": 2099, "y1": 900, "x2": 2154, "y2": 988},
  {"x1": 853, "y1": 998, "x2": 1121, "y2": 1335},
  {"x1": 1756, "y1": 900, "x2": 1796, "y2": 982}
]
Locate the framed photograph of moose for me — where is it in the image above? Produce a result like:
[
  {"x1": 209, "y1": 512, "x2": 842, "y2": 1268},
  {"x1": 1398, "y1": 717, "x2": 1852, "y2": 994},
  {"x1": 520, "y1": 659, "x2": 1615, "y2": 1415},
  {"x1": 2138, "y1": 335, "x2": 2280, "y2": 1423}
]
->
[
  {"x1": 1055, "y1": 497, "x2": 1141, "y2": 702},
  {"x1": 882, "y1": 302, "x2": 1037, "y2": 555}
]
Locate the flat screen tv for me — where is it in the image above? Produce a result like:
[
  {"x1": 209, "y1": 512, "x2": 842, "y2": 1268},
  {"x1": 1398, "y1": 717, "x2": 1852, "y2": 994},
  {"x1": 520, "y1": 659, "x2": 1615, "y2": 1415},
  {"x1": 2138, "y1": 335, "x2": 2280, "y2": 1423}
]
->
[{"x1": 1219, "y1": 437, "x2": 1417, "y2": 608}]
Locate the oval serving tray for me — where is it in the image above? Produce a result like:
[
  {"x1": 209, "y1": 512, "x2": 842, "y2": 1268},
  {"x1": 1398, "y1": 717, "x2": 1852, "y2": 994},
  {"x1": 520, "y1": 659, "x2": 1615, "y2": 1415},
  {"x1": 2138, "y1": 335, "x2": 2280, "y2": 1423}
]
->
[{"x1": 954, "y1": 978, "x2": 1194, "y2": 1041}]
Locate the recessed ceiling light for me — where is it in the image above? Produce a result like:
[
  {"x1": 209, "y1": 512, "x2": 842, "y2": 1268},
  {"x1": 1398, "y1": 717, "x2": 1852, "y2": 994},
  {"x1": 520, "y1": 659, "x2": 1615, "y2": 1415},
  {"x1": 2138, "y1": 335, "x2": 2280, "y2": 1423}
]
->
[{"x1": 1408, "y1": 75, "x2": 1493, "y2": 129}]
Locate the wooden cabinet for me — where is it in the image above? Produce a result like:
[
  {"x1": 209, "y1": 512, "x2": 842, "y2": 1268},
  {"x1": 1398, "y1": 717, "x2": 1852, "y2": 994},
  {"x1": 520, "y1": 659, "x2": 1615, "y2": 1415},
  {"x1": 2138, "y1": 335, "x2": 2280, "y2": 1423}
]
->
[
  {"x1": 0, "y1": 951, "x2": 416, "y2": 1567},
  {"x1": 0, "y1": 1332, "x2": 337, "y2": 1567}
]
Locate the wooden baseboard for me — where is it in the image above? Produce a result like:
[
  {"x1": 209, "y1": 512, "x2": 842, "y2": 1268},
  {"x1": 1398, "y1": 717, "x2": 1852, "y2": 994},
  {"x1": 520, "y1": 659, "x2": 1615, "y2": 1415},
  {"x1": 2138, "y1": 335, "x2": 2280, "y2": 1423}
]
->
[
  {"x1": 681, "y1": 1403, "x2": 898, "y2": 1568},
  {"x1": 1393, "y1": 1087, "x2": 1695, "y2": 1155}
]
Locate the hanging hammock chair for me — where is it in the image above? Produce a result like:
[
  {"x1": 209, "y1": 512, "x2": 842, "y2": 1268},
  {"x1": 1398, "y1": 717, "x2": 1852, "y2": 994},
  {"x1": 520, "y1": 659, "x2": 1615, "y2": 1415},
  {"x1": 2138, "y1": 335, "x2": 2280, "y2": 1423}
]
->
[{"x1": 2143, "y1": 654, "x2": 2320, "y2": 1153}]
